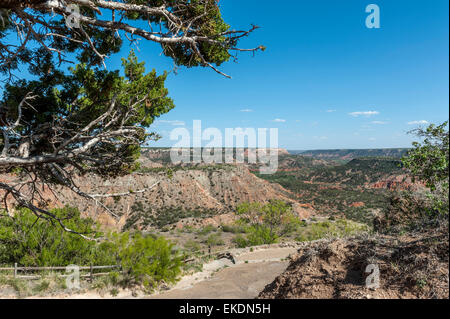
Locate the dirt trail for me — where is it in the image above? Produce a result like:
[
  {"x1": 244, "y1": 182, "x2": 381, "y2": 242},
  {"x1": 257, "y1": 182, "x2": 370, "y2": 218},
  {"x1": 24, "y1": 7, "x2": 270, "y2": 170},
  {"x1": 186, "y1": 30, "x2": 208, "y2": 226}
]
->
[
  {"x1": 14, "y1": 245, "x2": 300, "y2": 299},
  {"x1": 148, "y1": 246, "x2": 298, "y2": 299}
]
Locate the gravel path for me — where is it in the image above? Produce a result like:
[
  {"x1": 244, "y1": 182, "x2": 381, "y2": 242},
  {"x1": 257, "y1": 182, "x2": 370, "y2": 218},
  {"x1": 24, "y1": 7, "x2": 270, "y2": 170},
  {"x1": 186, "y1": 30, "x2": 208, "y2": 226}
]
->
[{"x1": 148, "y1": 247, "x2": 298, "y2": 299}]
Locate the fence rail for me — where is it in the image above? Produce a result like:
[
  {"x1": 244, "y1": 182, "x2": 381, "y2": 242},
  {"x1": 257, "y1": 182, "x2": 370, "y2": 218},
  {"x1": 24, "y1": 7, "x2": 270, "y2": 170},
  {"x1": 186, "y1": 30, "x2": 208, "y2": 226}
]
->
[{"x1": 0, "y1": 263, "x2": 121, "y2": 280}]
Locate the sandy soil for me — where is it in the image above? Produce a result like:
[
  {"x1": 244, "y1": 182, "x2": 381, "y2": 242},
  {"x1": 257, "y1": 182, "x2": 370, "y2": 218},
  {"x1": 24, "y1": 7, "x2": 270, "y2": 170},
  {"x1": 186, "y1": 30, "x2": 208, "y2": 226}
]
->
[
  {"x1": 148, "y1": 247, "x2": 298, "y2": 299},
  {"x1": 149, "y1": 261, "x2": 289, "y2": 299}
]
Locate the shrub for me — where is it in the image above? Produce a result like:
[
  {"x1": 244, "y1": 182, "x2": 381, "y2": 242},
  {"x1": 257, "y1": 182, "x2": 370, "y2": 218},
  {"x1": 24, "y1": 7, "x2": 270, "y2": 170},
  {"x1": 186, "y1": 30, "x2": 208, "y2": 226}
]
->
[
  {"x1": 402, "y1": 121, "x2": 449, "y2": 217},
  {"x1": 184, "y1": 239, "x2": 202, "y2": 253},
  {"x1": 246, "y1": 225, "x2": 278, "y2": 246},
  {"x1": 197, "y1": 225, "x2": 216, "y2": 236},
  {"x1": 232, "y1": 235, "x2": 248, "y2": 248},
  {"x1": 221, "y1": 224, "x2": 246, "y2": 234},
  {"x1": 0, "y1": 206, "x2": 113, "y2": 267},
  {"x1": 234, "y1": 200, "x2": 300, "y2": 246},
  {"x1": 294, "y1": 219, "x2": 368, "y2": 242},
  {"x1": 0, "y1": 207, "x2": 183, "y2": 292},
  {"x1": 109, "y1": 232, "x2": 182, "y2": 290},
  {"x1": 32, "y1": 280, "x2": 50, "y2": 294},
  {"x1": 204, "y1": 233, "x2": 224, "y2": 247}
]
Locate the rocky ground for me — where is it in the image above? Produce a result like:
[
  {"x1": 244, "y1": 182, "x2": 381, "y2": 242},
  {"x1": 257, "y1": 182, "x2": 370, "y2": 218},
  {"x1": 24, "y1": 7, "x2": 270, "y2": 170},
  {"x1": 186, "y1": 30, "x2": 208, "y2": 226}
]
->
[{"x1": 258, "y1": 228, "x2": 449, "y2": 299}]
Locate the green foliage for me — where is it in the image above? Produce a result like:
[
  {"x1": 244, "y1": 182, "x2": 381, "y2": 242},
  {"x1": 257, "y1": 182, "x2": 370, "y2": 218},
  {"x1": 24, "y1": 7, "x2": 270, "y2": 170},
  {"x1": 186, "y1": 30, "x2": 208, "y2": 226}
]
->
[
  {"x1": 257, "y1": 158, "x2": 399, "y2": 224},
  {"x1": 1, "y1": 50, "x2": 174, "y2": 177},
  {"x1": 0, "y1": 276, "x2": 29, "y2": 297},
  {"x1": 0, "y1": 206, "x2": 112, "y2": 267},
  {"x1": 32, "y1": 280, "x2": 50, "y2": 294},
  {"x1": 235, "y1": 200, "x2": 299, "y2": 246},
  {"x1": 300, "y1": 157, "x2": 404, "y2": 185},
  {"x1": 221, "y1": 224, "x2": 246, "y2": 234},
  {"x1": 232, "y1": 235, "x2": 248, "y2": 248},
  {"x1": 403, "y1": 121, "x2": 449, "y2": 189},
  {"x1": 402, "y1": 121, "x2": 449, "y2": 216},
  {"x1": 159, "y1": 0, "x2": 233, "y2": 67},
  {"x1": 204, "y1": 233, "x2": 224, "y2": 247},
  {"x1": 233, "y1": 201, "x2": 368, "y2": 247},
  {"x1": 245, "y1": 225, "x2": 278, "y2": 246},
  {"x1": 294, "y1": 219, "x2": 369, "y2": 242},
  {"x1": 184, "y1": 239, "x2": 202, "y2": 253},
  {"x1": 0, "y1": 207, "x2": 183, "y2": 290},
  {"x1": 197, "y1": 225, "x2": 216, "y2": 236},
  {"x1": 109, "y1": 232, "x2": 182, "y2": 290},
  {"x1": 1, "y1": 1, "x2": 252, "y2": 77}
]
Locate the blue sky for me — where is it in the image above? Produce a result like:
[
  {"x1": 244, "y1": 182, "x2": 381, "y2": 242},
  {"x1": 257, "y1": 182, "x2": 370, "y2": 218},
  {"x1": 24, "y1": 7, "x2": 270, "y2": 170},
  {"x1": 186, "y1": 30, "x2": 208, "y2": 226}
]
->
[
  {"x1": 6, "y1": 0, "x2": 450, "y2": 150},
  {"x1": 144, "y1": 0, "x2": 449, "y2": 150}
]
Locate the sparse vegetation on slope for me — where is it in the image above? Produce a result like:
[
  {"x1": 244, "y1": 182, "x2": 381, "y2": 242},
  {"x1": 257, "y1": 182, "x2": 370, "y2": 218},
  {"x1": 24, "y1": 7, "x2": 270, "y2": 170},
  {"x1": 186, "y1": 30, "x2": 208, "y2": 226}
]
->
[
  {"x1": 259, "y1": 122, "x2": 449, "y2": 300},
  {"x1": 0, "y1": 207, "x2": 184, "y2": 295}
]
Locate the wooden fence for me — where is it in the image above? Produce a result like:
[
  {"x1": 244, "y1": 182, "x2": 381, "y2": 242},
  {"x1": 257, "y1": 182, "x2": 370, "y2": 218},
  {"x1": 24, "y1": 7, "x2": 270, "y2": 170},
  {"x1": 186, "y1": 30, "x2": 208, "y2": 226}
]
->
[{"x1": 0, "y1": 264, "x2": 121, "y2": 280}]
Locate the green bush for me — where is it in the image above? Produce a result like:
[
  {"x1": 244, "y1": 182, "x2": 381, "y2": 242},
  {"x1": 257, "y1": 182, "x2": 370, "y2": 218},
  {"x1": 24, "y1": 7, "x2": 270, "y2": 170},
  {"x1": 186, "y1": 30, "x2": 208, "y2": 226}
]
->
[
  {"x1": 402, "y1": 121, "x2": 449, "y2": 217},
  {"x1": 294, "y1": 219, "x2": 368, "y2": 242},
  {"x1": 197, "y1": 225, "x2": 216, "y2": 236},
  {"x1": 247, "y1": 225, "x2": 277, "y2": 246},
  {"x1": 0, "y1": 207, "x2": 183, "y2": 291},
  {"x1": 0, "y1": 206, "x2": 113, "y2": 267},
  {"x1": 204, "y1": 233, "x2": 224, "y2": 247},
  {"x1": 184, "y1": 239, "x2": 202, "y2": 253},
  {"x1": 234, "y1": 200, "x2": 299, "y2": 247},
  {"x1": 110, "y1": 232, "x2": 182, "y2": 290},
  {"x1": 221, "y1": 224, "x2": 246, "y2": 234},
  {"x1": 232, "y1": 235, "x2": 248, "y2": 248}
]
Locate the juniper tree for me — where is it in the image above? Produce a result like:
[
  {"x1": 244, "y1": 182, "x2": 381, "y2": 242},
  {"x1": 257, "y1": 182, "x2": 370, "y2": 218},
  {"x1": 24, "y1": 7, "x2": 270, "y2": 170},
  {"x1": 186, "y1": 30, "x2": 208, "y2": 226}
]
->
[
  {"x1": 0, "y1": 51, "x2": 175, "y2": 236},
  {"x1": 0, "y1": 0, "x2": 263, "y2": 78},
  {"x1": 402, "y1": 121, "x2": 449, "y2": 216},
  {"x1": 0, "y1": 1, "x2": 262, "y2": 235}
]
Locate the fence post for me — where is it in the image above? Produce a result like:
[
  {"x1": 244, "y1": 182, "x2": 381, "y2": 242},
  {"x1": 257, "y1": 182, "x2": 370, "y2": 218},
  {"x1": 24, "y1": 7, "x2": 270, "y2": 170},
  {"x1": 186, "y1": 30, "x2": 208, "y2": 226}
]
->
[
  {"x1": 14, "y1": 263, "x2": 17, "y2": 279},
  {"x1": 90, "y1": 263, "x2": 93, "y2": 282}
]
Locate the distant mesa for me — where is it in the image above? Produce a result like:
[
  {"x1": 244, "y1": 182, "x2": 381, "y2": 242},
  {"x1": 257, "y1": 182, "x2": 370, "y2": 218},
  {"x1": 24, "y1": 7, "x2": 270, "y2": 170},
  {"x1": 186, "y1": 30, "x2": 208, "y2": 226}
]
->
[{"x1": 289, "y1": 148, "x2": 409, "y2": 160}]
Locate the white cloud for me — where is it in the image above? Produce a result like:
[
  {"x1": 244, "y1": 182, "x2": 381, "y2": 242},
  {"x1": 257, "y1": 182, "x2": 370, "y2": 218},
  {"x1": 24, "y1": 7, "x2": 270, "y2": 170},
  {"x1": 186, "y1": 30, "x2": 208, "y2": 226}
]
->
[
  {"x1": 407, "y1": 120, "x2": 429, "y2": 125},
  {"x1": 369, "y1": 137, "x2": 376, "y2": 141},
  {"x1": 371, "y1": 121, "x2": 388, "y2": 125},
  {"x1": 272, "y1": 119, "x2": 286, "y2": 123},
  {"x1": 349, "y1": 111, "x2": 379, "y2": 117},
  {"x1": 313, "y1": 136, "x2": 328, "y2": 140},
  {"x1": 156, "y1": 120, "x2": 186, "y2": 126},
  {"x1": 240, "y1": 109, "x2": 253, "y2": 113},
  {"x1": 326, "y1": 109, "x2": 336, "y2": 113}
]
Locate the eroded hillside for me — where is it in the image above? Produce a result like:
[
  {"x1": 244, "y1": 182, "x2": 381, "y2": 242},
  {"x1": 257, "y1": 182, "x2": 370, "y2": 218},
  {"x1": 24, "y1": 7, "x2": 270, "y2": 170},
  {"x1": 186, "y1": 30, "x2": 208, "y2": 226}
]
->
[{"x1": 1, "y1": 164, "x2": 314, "y2": 231}]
